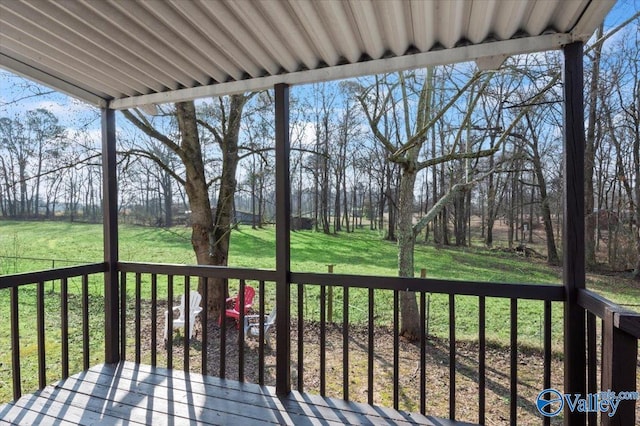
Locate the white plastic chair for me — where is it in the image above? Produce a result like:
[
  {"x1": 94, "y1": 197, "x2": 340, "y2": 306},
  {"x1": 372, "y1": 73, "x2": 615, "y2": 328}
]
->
[
  {"x1": 164, "y1": 290, "x2": 203, "y2": 341},
  {"x1": 243, "y1": 308, "x2": 276, "y2": 347}
]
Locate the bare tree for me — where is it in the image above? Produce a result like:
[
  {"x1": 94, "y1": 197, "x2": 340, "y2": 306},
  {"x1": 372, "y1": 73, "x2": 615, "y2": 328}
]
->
[
  {"x1": 358, "y1": 68, "x2": 500, "y2": 339},
  {"x1": 123, "y1": 94, "x2": 251, "y2": 318},
  {"x1": 601, "y1": 25, "x2": 640, "y2": 277}
]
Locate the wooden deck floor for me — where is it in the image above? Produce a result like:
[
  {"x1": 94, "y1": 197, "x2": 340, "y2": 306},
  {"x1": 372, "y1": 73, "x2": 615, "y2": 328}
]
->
[{"x1": 1, "y1": 361, "x2": 473, "y2": 425}]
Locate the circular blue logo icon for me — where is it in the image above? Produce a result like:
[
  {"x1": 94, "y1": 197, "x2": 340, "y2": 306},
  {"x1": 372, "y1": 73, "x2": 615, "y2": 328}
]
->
[{"x1": 536, "y1": 389, "x2": 564, "y2": 417}]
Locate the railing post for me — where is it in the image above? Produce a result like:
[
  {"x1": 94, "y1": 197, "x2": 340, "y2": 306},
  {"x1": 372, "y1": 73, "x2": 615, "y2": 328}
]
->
[
  {"x1": 275, "y1": 83, "x2": 291, "y2": 395},
  {"x1": 327, "y1": 264, "x2": 334, "y2": 323},
  {"x1": 102, "y1": 107, "x2": 120, "y2": 364},
  {"x1": 562, "y1": 41, "x2": 586, "y2": 426},
  {"x1": 601, "y1": 310, "x2": 639, "y2": 426}
]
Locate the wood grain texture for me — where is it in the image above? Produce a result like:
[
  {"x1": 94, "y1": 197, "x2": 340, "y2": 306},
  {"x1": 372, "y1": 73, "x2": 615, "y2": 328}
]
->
[{"x1": 0, "y1": 362, "x2": 477, "y2": 425}]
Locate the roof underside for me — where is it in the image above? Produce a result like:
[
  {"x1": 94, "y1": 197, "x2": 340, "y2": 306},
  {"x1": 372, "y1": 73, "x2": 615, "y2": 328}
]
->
[{"x1": 0, "y1": 0, "x2": 615, "y2": 110}]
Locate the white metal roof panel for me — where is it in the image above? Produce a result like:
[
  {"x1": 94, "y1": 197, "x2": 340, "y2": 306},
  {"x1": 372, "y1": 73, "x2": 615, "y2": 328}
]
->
[{"x1": 0, "y1": 0, "x2": 616, "y2": 109}]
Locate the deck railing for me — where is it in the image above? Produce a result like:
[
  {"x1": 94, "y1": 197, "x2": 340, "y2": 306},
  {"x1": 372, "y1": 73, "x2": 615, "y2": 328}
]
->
[
  {"x1": 117, "y1": 262, "x2": 277, "y2": 384},
  {"x1": 291, "y1": 272, "x2": 565, "y2": 423},
  {"x1": 1, "y1": 263, "x2": 107, "y2": 401},
  {"x1": 3, "y1": 262, "x2": 639, "y2": 424},
  {"x1": 578, "y1": 288, "x2": 640, "y2": 426}
]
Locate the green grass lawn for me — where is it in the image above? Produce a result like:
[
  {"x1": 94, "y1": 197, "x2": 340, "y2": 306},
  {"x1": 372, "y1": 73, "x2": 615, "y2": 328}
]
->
[
  {"x1": 1, "y1": 219, "x2": 639, "y2": 403},
  {"x1": 0, "y1": 220, "x2": 562, "y2": 281}
]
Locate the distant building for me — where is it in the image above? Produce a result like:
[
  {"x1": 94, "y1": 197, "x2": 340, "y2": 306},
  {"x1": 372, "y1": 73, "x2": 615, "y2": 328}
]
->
[
  {"x1": 291, "y1": 216, "x2": 314, "y2": 230},
  {"x1": 211, "y1": 208, "x2": 262, "y2": 226}
]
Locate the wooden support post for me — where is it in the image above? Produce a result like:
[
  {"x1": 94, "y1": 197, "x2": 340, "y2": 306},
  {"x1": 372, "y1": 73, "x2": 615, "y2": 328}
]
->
[
  {"x1": 275, "y1": 83, "x2": 291, "y2": 395},
  {"x1": 562, "y1": 41, "x2": 586, "y2": 426},
  {"x1": 102, "y1": 108, "x2": 119, "y2": 364},
  {"x1": 601, "y1": 310, "x2": 639, "y2": 426}
]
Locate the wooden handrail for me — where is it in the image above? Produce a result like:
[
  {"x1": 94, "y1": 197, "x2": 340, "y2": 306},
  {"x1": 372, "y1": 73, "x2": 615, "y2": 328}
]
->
[
  {"x1": 579, "y1": 288, "x2": 639, "y2": 426},
  {"x1": 292, "y1": 271, "x2": 565, "y2": 300},
  {"x1": 578, "y1": 288, "x2": 640, "y2": 338},
  {"x1": 0, "y1": 263, "x2": 106, "y2": 289},
  {"x1": 118, "y1": 261, "x2": 277, "y2": 281}
]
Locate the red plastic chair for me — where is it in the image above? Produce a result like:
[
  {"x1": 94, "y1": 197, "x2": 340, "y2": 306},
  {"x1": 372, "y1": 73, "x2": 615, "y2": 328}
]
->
[{"x1": 219, "y1": 285, "x2": 255, "y2": 328}]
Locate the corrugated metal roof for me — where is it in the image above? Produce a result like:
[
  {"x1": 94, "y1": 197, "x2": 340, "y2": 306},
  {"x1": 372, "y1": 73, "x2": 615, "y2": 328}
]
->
[{"x1": 0, "y1": 0, "x2": 615, "y2": 109}]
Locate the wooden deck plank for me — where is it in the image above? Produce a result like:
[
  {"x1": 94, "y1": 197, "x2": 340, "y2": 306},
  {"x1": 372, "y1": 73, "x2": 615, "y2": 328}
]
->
[
  {"x1": 0, "y1": 390, "x2": 144, "y2": 426},
  {"x1": 0, "y1": 390, "x2": 120, "y2": 426},
  {"x1": 4, "y1": 383, "x2": 157, "y2": 426},
  {"x1": 111, "y1": 362, "x2": 428, "y2": 425},
  {"x1": 52, "y1": 378, "x2": 302, "y2": 426},
  {"x1": 0, "y1": 400, "x2": 79, "y2": 426},
  {"x1": 0, "y1": 363, "x2": 476, "y2": 426},
  {"x1": 117, "y1": 361, "x2": 455, "y2": 425},
  {"x1": 56, "y1": 372, "x2": 342, "y2": 425}
]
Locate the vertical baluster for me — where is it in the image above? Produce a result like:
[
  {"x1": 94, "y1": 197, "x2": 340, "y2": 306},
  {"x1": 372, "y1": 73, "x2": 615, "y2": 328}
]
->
[
  {"x1": 61, "y1": 277, "x2": 69, "y2": 379},
  {"x1": 167, "y1": 274, "x2": 173, "y2": 370},
  {"x1": 543, "y1": 300, "x2": 551, "y2": 426},
  {"x1": 393, "y1": 290, "x2": 399, "y2": 410},
  {"x1": 238, "y1": 279, "x2": 245, "y2": 381},
  {"x1": 368, "y1": 288, "x2": 374, "y2": 405},
  {"x1": 420, "y1": 291, "x2": 426, "y2": 415},
  {"x1": 297, "y1": 282, "x2": 304, "y2": 391},
  {"x1": 343, "y1": 285, "x2": 349, "y2": 401},
  {"x1": 151, "y1": 274, "x2": 157, "y2": 368},
  {"x1": 201, "y1": 276, "x2": 208, "y2": 375},
  {"x1": 11, "y1": 286, "x2": 21, "y2": 401},
  {"x1": 479, "y1": 296, "x2": 486, "y2": 425},
  {"x1": 219, "y1": 278, "x2": 227, "y2": 379},
  {"x1": 184, "y1": 275, "x2": 190, "y2": 372},
  {"x1": 135, "y1": 273, "x2": 141, "y2": 364},
  {"x1": 37, "y1": 281, "x2": 46, "y2": 389},
  {"x1": 587, "y1": 310, "x2": 597, "y2": 426},
  {"x1": 449, "y1": 294, "x2": 455, "y2": 420},
  {"x1": 259, "y1": 280, "x2": 265, "y2": 386},
  {"x1": 82, "y1": 275, "x2": 89, "y2": 371},
  {"x1": 510, "y1": 298, "x2": 518, "y2": 424},
  {"x1": 320, "y1": 284, "x2": 326, "y2": 396},
  {"x1": 120, "y1": 271, "x2": 127, "y2": 360}
]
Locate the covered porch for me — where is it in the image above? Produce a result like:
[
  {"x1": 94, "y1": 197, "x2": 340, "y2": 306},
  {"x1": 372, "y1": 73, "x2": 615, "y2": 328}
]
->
[{"x1": 1, "y1": 0, "x2": 638, "y2": 424}]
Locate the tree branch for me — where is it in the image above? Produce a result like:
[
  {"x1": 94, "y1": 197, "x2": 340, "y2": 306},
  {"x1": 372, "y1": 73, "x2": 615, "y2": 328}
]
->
[
  {"x1": 197, "y1": 118, "x2": 223, "y2": 145},
  {"x1": 358, "y1": 81, "x2": 400, "y2": 155},
  {"x1": 394, "y1": 71, "x2": 485, "y2": 160},
  {"x1": 417, "y1": 147, "x2": 498, "y2": 170},
  {"x1": 121, "y1": 109, "x2": 183, "y2": 157},
  {"x1": 122, "y1": 148, "x2": 185, "y2": 185},
  {"x1": 413, "y1": 169, "x2": 495, "y2": 236}
]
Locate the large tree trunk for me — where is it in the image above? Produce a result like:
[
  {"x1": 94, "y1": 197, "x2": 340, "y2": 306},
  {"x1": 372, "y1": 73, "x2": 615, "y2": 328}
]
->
[
  {"x1": 174, "y1": 102, "x2": 224, "y2": 319},
  {"x1": 397, "y1": 165, "x2": 421, "y2": 340},
  {"x1": 125, "y1": 97, "x2": 246, "y2": 321},
  {"x1": 207, "y1": 95, "x2": 245, "y2": 316},
  {"x1": 523, "y1": 112, "x2": 561, "y2": 264},
  {"x1": 531, "y1": 148, "x2": 560, "y2": 264}
]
